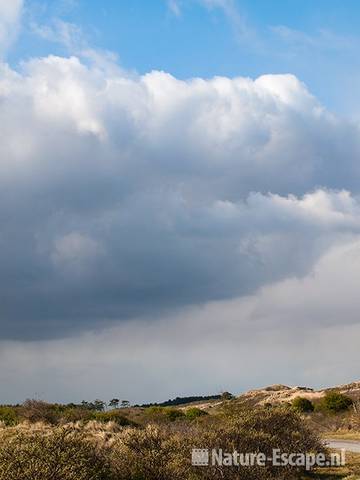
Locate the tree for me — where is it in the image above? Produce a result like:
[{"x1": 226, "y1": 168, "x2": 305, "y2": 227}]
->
[
  {"x1": 93, "y1": 400, "x2": 105, "y2": 412},
  {"x1": 221, "y1": 391, "x2": 234, "y2": 401},
  {"x1": 121, "y1": 400, "x2": 130, "y2": 408},
  {"x1": 109, "y1": 398, "x2": 120, "y2": 409},
  {"x1": 81, "y1": 401, "x2": 97, "y2": 411}
]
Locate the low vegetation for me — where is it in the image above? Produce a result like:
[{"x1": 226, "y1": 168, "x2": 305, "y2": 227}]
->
[
  {"x1": 0, "y1": 428, "x2": 110, "y2": 480},
  {"x1": 316, "y1": 392, "x2": 353, "y2": 414},
  {"x1": 0, "y1": 385, "x2": 359, "y2": 479},
  {"x1": 292, "y1": 397, "x2": 315, "y2": 413},
  {"x1": 0, "y1": 402, "x2": 327, "y2": 480},
  {"x1": 0, "y1": 407, "x2": 19, "y2": 426}
]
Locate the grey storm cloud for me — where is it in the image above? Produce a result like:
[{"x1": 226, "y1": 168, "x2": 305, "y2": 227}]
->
[
  {"x1": 2, "y1": 238, "x2": 360, "y2": 404},
  {"x1": 1, "y1": 54, "x2": 360, "y2": 340}
]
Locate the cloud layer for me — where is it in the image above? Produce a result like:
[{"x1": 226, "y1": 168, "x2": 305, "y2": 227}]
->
[
  {"x1": 1, "y1": 238, "x2": 360, "y2": 403},
  {"x1": 1, "y1": 54, "x2": 360, "y2": 342}
]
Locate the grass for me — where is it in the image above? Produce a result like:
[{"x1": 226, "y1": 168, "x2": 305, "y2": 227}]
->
[
  {"x1": 301, "y1": 451, "x2": 360, "y2": 479},
  {"x1": 322, "y1": 432, "x2": 360, "y2": 441}
]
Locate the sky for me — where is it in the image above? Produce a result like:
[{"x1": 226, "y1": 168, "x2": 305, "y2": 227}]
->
[{"x1": 1, "y1": 0, "x2": 360, "y2": 404}]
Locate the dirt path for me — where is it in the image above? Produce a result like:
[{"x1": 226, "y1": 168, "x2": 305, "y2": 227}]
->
[{"x1": 325, "y1": 439, "x2": 360, "y2": 453}]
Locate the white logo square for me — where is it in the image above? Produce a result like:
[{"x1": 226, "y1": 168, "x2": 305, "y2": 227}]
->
[{"x1": 192, "y1": 448, "x2": 209, "y2": 466}]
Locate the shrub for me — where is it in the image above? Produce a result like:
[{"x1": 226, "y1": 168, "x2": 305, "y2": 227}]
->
[
  {"x1": 0, "y1": 428, "x2": 110, "y2": 480},
  {"x1": 110, "y1": 407, "x2": 324, "y2": 480},
  {"x1": 145, "y1": 406, "x2": 164, "y2": 415},
  {"x1": 185, "y1": 407, "x2": 207, "y2": 420},
  {"x1": 317, "y1": 392, "x2": 353, "y2": 413},
  {"x1": 19, "y1": 400, "x2": 60, "y2": 425},
  {"x1": 145, "y1": 406, "x2": 185, "y2": 423},
  {"x1": 0, "y1": 406, "x2": 326, "y2": 480},
  {"x1": 164, "y1": 408, "x2": 185, "y2": 421},
  {"x1": 61, "y1": 407, "x2": 93, "y2": 423},
  {"x1": 292, "y1": 397, "x2": 314, "y2": 413},
  {"x1": 191, "y1": 407, "x2": 325, "y2": 479},
  {"x1": 92, "y1": 410, "x2": 135, "y2": 426},
  {"x1": 0, "y1": 407, "x2": 19, "y2": 426},
  {"x1": 110, "y1": 424, "x2": 189, "y2": 480}
]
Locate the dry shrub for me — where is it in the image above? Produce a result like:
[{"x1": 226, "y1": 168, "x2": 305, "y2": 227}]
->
[
  {"x1": 110, "y1": 424, "x2": 190, "y2": 480},
  {"x1": 187, "y1": 407, "x2": 325, "y2": 480},
  {"x1": 0, "y1": 407, "x2": 325, "y2": 480},
  {"x1": 0, "y1": 427, "x2": 110, "y2": 480},
  {"x1": 109, "y1": 407, "x2": 324, "y2": 480},
  {"x1": 19, "y1": 400, "x2": 60, "y2": 425}
]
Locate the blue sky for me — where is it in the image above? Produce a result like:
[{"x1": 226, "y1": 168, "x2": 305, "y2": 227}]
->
[{"x1": 10, "y1": 0, "x2": 360, "y2": 113}]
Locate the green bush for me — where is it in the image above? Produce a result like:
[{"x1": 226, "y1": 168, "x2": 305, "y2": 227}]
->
[
  {"x1": 92, "y1": 410, "x2": 135, "y2": 426},
  {"x1": 0, "y1": 407, "x2": 19, "y2": 426},
  {"x1": 60, "y1": 407, "x2": 93, "y2": 423},
  {"x1": 317, "y1": 391, "x2": 353, "y2": 413},
  {"x1": 292, "y1": 397, "x2": 314, "y2": 413},
  {"x1": 164, "y1": 408, "x2": 185, "y2": 421},
  {"x1": 145, "y1": 406, "x2": 164, "y2": 415},
  {"x1": 185, "y1": 407, "x2": 207, "y2": 420},
  {"x1": 145, "y1": 406, "x2": 185, "y2": 422},
  {"x1": 0, "y1": 428, "x2": 110, "y2": 480}
]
